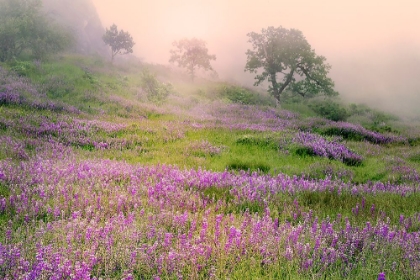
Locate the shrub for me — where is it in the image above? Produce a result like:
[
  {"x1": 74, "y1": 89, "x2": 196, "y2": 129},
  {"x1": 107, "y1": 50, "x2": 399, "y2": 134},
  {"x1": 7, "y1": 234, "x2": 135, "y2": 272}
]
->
[
  {"x1": 10, "y1": 60, "x2": 38, "y2": 76},
  {"x1": 140, "y1": 69, "x2": 172, "y2": 104},
  {"x1": 235, "y1": 135, "x2": 277, "y2": 149},
  {"x1": 218, "y1": 84, "x2": 276, "y2": 106},
  {"x1": 226, "y1": 160, "x2": 270, "y2": 173},
  {"x1": 309, "y1": 100, "x2": 348, "y2": 121},
  {"x1": 348, "y1": 103, "x2": 399, "y2": 133}
]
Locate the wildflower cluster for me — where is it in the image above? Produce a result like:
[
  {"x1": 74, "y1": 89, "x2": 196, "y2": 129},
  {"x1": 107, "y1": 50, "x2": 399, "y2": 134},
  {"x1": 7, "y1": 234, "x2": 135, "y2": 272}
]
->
[
  {"x1": 321, "y1": 121, "x2": 406, "y2": 144},
  {"x1": 0, "y1": 113, "x2": 135, "y2": 154},
  {"x1": 0, "y1": 147, "x2": 419, "y2": 278},
  {"x1": 293, "y1": 132, "x2": 363, "y2": 166},
  {"x1": 300, "y1": 118, "x2": 406, "y2": 144},
  {"x1": 0, "y1": 67, "x2": 77, "y2": 112}
]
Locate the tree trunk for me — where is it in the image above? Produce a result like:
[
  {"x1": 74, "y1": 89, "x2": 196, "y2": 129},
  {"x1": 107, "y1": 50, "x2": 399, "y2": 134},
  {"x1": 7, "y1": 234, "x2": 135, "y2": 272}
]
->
[
  {"x1": 270, "y1": 73, "x2": 281, "y2": 103},
  {"x1": 111, "y1": 52, "x2": 115, "y2": 64},
  {"x1": 271, "y1": 68, "x2": 296, "y2": 104},
  {"x1": 189, "y1": 65, "x2": 195, "y2": 82}
]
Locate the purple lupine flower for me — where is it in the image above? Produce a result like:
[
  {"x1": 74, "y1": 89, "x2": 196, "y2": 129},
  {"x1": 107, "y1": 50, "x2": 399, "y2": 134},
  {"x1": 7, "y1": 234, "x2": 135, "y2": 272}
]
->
[
  {"x1": 293, "y1": 131, "x2": 363, "y2": 165},
  {"x1": 377, "y1": 272, "x2": 386, "y2": 280}
]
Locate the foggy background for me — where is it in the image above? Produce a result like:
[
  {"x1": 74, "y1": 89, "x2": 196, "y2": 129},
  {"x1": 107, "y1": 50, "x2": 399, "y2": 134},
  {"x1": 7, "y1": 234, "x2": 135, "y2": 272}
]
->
[{"x1": 91, "y1": 0, "x2": 420, "y2": 117}]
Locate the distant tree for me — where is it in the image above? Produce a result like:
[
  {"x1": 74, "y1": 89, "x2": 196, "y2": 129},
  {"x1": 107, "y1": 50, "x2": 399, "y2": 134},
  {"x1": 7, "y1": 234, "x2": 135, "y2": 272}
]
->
[
  {"x1": 0, "y1": 0, "x2": 71, "y2": 61},
  {"x1": 102, "y1": 24, "x2": 135, "y2": 62},
  {"x1": 245, "y1": 26, "x2": 337, "y2": 104},
  {"x1": 169, "y1": 38, "x2": 216, "y2": 81}
]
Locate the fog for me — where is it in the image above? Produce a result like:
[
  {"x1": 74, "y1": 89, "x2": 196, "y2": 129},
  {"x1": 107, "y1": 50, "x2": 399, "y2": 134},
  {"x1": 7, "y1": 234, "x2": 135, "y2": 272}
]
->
[{"x1": 91, "y1": 0, "x2": 420, "y2": 117}]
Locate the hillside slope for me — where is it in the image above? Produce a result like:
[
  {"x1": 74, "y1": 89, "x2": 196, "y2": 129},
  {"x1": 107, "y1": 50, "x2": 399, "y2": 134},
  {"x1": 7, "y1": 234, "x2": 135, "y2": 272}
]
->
[{"x1": 1, "y1": 54, "x2": 420, "y2": 279}]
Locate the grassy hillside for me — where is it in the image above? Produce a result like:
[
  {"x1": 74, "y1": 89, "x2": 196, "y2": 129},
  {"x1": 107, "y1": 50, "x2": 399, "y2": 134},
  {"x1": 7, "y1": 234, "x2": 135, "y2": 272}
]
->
[{"x1": 1, "y1": 54, "x2": 420, "y2": 279}]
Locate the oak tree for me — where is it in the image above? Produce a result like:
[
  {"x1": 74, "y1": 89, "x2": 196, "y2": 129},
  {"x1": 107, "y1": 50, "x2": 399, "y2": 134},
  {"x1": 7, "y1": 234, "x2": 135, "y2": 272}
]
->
[
  {"x1": 169, "y1": 38, "x2": 216, "y2": 81},
  {"x1": 102, "y1": 24, "x2": 135, "y2": 62},
  {"x1": 245, "y1": 26, "x2": 337, "y2": 104}
]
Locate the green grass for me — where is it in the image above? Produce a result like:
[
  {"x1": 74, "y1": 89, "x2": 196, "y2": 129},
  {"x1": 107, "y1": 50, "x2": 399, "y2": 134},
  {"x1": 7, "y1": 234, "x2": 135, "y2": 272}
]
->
[
  {"x1": 409, "y1": 153, "x2": 420, "y2": 162},
  {"x1": 295, "y1": 191, "x2": 420, "y2": 227}
]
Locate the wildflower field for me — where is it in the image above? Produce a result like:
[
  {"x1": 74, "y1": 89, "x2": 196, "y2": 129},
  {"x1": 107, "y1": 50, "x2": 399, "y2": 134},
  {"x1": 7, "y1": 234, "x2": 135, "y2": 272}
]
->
[{"x1": 1, "y1": 56, "x2": 420, "y2": 279}]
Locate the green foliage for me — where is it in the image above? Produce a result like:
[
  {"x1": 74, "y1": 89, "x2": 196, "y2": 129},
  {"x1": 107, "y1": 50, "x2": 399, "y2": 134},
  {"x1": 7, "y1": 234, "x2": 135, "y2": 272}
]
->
[
  {"x1": 140, "y1": 69, "x2": 172, "y2": 104},
  {"x1": 291, "y1": 145, "x2": 315, "y2": 157},
  {"x1": 245, "y1": 26, "x2": 338, "y2": 103},
  {"x1": 368, "y1": 111, "x2": 399, "y2": 133},
  {"x1": 0, "y1": 182, "x2": 9, "y2": 198},
  {"x1": 309, "y1": 99, "x2": 348, "y2": 121},
  {"x1": 347, "y1": 103, "x2": 400, "y2": 132},
  {"x1": 169, "y1": 38, "x2": 216, "y2": 81},
  {"x1": 82, "y1": 69, "x2": 98, "y2": 86},
  {"x1": 408, "y1": 137, "x2": 420, "y2": 146},
  {"x1": 342, "y1": 156, "x2": 363, "y2": 167},
  {"x1": 408, "y1": 153, "x2": 420, "y2": 162},
  {"x1": 102, "y1": 24, "x2": 135, "y2": 62},
  {"x1": 348, "y1": 103, "x2": 371, "y2": 116},
  {"x1": 226, "y1": 160, "x2": 270, "y2": 173},
  {"x1": 370, "y1": 110, "x2": 399, "y2": 125},
  {"x1": 218, "y1": 84, "x2": 276, "y2": 106},
  {"x1": 296, "y1": 191, "x2": 420, "y2": 227},
  {"x1": 236, "y1": 134, "x2": 278, "y2": 149},
  {"x1": 10, "y1": 59, "x2": 37, "y2": 76},
  {"x1": 0, "y1": 0, "x2": 71, "y2": 61},
  {"x1": 320, "y1": 127, "x2": 364, "y2": 141}
]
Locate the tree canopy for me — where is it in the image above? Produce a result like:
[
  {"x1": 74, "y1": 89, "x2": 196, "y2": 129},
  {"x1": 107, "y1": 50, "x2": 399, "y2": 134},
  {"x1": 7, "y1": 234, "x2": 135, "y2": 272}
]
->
[
  {"x1": 169, "y1": 38, "x2": 216, "y2": 81},
  {"x1": 0, "y1": 0, "x2": 71, "y2": 61},
  {"x1": 102, "y1": 24, "x2": 135, "y2": 62},
  {"x1": 245, "y1": 26, "x2": 338, "y2": 104}
]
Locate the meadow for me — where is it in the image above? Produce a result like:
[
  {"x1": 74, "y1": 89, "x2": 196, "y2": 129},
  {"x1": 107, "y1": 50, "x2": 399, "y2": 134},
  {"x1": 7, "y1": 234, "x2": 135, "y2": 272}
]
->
[{"x1": 1, "y1": 55, "x2": 420, "y2": 279}]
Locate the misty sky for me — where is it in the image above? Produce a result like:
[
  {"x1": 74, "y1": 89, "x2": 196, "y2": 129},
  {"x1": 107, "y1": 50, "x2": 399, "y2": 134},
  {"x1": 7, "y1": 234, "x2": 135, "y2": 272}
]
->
[{"x1": 91, "y1": 0, "x2": 420, "y2": 116}]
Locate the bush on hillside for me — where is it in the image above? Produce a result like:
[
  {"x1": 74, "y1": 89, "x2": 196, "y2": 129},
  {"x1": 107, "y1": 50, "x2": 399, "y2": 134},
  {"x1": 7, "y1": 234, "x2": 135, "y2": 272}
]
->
[
  {"x1": 309, "y1": 100, "x2": 348, "y2": 121},
  {"x1": 218, "y1": 84, "x2": 276, "y2": 106},
  {"x1": 348, "y1": 103, "x2": 400, "y2": 133},
  {"x1": 226, "y1": 160, "x2": 271, "y2": 173},
  {"x1": 10, "y1": 60, "x2": 40, "y2": 77},
  {"x1": 140, "y1": 69, "x2": 173, "y2": 105}
]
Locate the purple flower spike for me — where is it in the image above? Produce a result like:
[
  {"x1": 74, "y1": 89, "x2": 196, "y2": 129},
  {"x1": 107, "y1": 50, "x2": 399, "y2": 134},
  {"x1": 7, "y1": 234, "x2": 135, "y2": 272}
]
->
[{"x1": 377, "y1": 272, "x2": 386, "y2": 280}]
